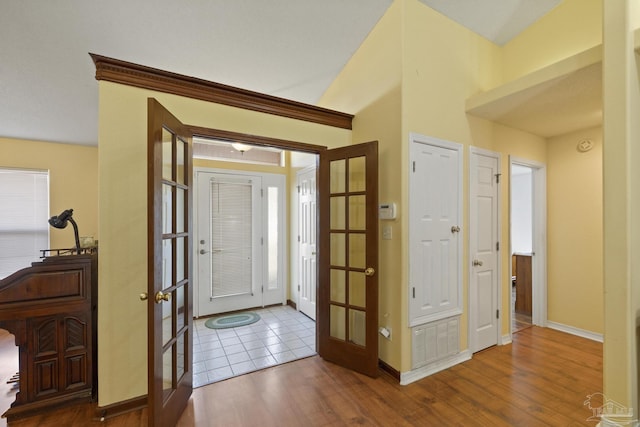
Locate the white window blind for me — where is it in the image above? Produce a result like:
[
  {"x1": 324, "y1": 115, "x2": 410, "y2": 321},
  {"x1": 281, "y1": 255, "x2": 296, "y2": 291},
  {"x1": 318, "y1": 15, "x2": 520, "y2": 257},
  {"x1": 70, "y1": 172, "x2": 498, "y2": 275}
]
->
[
  {"x1": 0, "y1": 168, "x2": 49, "y2": 279},
  {"x1": 210, "y1": 178, "x2": 253, "y2": 299}
]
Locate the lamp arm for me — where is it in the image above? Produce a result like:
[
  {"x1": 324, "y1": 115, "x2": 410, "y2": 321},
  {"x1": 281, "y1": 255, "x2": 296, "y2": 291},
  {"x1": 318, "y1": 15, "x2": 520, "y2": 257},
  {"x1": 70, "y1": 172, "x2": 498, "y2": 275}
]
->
[{"x1": 69, "y1": 218, "x2": 81, "y2": 254}]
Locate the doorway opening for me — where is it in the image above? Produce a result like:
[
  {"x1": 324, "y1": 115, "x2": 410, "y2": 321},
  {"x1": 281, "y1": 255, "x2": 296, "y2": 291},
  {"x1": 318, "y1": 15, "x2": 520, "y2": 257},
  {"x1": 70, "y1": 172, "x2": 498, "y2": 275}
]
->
[
  {"x1": 509, "y1": 158, "x2": 547, "y2": 335},
  {"x1": 191, "y1": 136, "x2": 319, "y2": 387}
]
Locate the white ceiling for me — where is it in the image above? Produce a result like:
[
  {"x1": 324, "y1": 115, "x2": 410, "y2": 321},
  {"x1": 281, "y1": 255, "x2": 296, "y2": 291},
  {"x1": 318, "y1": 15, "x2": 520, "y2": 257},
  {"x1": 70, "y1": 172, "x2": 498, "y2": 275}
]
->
[{"x1": 1, "y1": 0, "x2": 569, "y2": 147}]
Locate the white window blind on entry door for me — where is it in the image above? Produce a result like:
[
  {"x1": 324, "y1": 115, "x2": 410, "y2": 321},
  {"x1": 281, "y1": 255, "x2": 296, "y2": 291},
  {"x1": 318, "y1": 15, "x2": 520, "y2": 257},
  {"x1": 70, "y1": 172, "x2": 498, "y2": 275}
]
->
[{"x1": 210, "y1": 178, "x2": 253, "y2": 299}]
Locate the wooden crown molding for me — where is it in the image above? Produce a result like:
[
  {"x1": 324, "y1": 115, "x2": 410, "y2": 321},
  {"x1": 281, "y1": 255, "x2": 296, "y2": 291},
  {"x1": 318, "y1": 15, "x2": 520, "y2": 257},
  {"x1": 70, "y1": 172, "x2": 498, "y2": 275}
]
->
[{"x1": 90, "y1": 53, "x2": 353, "y2": 130}]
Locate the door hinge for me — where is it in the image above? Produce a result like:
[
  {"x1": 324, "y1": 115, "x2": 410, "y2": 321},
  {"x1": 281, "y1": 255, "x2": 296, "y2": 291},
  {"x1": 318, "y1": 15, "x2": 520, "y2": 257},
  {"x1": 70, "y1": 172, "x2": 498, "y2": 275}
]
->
[
  {"x1": 496, "y1": 241, "x2": 500, "y2": 251},
  {"x1": 297, "y1": 185, "x2": 301, "y2": 193},
  {"x1": 298, "y1": 284, "x2": 300, "y2": 292},
  {"x1": 262, "y1": 286, "x2": 264, "y2": 293},
  {"x1": 496, "y1": 309, "x2": 500, "y2": 319},
  {"x1": 495, "y1": 173, "x2": 501, "y2": 183},
  {"x1": 412, "y1": 287, "x2": 416, "y2": 298},
  {"x1": 297, "y1": 235, "x2": 301, "y2": 242},
  {"x1": 412, "y1": 161, "x2": 416, "y2": 173},
  {"x1": 261, "y1": 188, "x2": 264, "y2": 197},
  {"x1": 261, "y1": 237, "x2": 264, "y2": 245}
]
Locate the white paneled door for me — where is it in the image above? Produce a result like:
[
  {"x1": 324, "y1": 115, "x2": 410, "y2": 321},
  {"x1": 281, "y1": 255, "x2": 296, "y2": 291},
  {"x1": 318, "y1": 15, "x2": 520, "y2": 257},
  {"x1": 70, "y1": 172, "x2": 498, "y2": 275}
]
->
[
  {"x1": 409, "y1": 134, "x2": 462, "y2": 326},
  {"x1": 297, "y1": 166, "x2": 317, "y2": 320},
  {"x1": 196, "y1": 170, "x2": 286, "y2": 316},
  {"x1": 469, "y1": 147, "x2": 500, "y2": 352}
]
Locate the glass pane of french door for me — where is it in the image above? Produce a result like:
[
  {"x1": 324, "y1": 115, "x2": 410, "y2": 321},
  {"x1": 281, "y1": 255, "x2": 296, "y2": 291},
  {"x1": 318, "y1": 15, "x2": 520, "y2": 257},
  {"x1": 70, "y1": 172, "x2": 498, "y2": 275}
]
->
[
  {"x1": 160, "y1": 130, "x2": 191, "y2": 402},
  {"x1": 148, "y1": 98, "x2": 193, "y2": 427},
  {"x1": 328, "y1": 155, "x2": 367, "y2": 346}
]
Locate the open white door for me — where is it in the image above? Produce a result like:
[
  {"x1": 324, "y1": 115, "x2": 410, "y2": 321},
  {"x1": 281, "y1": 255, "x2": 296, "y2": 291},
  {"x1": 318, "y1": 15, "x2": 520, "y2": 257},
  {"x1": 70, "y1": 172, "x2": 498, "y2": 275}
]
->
[
  {"x1": 297, "y1": 166, "x2": 317, "y2": 320},
  {"x1": 469, "y1": 147, "x2": 500, "y2": 352}
]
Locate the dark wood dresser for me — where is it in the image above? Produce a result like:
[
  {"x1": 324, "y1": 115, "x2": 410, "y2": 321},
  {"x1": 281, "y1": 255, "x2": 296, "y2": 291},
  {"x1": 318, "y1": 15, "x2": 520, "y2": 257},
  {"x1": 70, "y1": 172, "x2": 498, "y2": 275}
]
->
[{"x1": 0, "y1": 254, "x2": 97, "y2": 421}]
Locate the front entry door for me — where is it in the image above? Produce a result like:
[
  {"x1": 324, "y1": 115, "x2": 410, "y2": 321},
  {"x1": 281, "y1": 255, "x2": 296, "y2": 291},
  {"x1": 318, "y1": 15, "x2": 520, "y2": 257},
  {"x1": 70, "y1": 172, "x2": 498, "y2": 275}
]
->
[
  {"x1": 318, "y1": 141, "x2": 378, "y2": 377},
  {"x1": 469, "y1": 147, "x2": 500, "y2": 352},
  {"x1": 196, "y1": 171, "x2": 263, "y2": 316},
  {"x1": 147, "y1": 99, "x2": 193, "y2": 427}
]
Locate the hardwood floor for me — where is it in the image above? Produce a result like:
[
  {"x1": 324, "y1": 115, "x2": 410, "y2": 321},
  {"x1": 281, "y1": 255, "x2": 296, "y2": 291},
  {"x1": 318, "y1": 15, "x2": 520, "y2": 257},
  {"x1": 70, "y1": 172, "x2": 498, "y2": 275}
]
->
[{"x1": 2, "y1": 327, "x2": 602, "y2": 426}]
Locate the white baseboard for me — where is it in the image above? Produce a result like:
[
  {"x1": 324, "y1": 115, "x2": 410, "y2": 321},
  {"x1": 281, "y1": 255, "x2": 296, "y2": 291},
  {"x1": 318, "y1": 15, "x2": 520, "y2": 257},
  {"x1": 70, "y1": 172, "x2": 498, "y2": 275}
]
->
[
  {"x1": 501, "y1": 334, "x2": 512, "y2": 345},
  {"x1": 400, "y1": 350, "x2": 471, "y2": 385},
  {"x1": 546, "y1": 321, "x2": 603, "y2": 343}
]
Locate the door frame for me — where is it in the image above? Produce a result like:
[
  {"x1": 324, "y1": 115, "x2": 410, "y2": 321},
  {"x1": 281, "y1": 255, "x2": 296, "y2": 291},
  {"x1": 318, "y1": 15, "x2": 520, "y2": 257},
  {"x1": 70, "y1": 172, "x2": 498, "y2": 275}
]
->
[
  {"x1": 468, "y1": 146, "x2": 501, "y2": 352},
  {"x1": 509, "y1": 156, "x2": 547, "y2": 334}
]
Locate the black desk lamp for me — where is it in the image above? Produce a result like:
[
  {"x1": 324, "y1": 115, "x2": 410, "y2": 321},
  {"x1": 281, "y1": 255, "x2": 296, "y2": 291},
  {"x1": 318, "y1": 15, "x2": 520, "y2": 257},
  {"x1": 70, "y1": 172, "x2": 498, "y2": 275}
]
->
[{"x1": 48, "y1": 209, "x2": 81, "y2": 254}]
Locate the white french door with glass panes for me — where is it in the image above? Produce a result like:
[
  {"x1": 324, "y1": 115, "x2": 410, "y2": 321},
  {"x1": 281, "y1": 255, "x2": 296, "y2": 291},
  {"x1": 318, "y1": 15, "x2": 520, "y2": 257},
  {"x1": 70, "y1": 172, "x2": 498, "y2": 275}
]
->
[{"x1": 195, "y1": 169, "x2": 286, "y2": 316}]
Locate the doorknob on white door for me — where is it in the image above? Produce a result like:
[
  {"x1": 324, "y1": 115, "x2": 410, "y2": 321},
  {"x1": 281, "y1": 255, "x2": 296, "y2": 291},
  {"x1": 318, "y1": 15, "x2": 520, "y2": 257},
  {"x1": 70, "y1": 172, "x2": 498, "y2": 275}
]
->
[{"x1": 473, "y1": 260, "x2": 483, "y2": 266}]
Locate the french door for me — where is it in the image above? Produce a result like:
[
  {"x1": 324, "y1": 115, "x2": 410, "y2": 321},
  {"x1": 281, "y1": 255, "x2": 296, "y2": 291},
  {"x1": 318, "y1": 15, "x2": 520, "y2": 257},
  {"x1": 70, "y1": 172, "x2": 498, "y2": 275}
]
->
[
  {"x1": 147, "y1": 99, "x2": 193, "y2": 427},
  {"x1": 318, "y1": 141, "x2": 379, "y2": 377}
]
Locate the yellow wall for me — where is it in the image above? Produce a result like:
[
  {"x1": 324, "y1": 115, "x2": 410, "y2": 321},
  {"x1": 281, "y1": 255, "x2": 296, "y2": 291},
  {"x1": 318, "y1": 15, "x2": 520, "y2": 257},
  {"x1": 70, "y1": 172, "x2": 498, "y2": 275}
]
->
[
  {"x1": 602, "y1": 0, "x2": 640, "y2": 417},
  {"x1": 501, "y1": 0, "x2": 602, "y2": 83},
  {"x1": 547, "y1": 127, "x2": 603, "y2": 334},
  {"x1": 320, "y1": 0, "x2": 550, "y2": 372},
  {"x1": 320, "y1": 0, "x2": 403, "y2": 369},
  {"x1": 97, "y1": 82, "x2": 350, "y2": 406},
  {"x1": 0, "y1": 137, "x2": 99, "y2": 250}
]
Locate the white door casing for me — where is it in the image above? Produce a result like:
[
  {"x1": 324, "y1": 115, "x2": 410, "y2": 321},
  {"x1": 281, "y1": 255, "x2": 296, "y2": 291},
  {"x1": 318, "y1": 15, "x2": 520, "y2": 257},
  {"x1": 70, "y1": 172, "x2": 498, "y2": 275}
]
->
[
  {"x1": 409, "y1": 133, "x2": 463, "y2": 326},
  {"x1": 297, "y1": 166, "x2": 317, "y2": 320},
  {"x1": 469, "y1": 147, "x2": 501, "y2": 352}
]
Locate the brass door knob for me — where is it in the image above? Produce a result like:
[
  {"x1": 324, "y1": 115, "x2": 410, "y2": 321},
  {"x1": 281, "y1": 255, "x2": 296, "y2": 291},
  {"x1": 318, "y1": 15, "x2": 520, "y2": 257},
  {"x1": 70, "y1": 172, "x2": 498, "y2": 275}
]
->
[
  {"x1": 364, "y1": 267, "x2": 375, "y2": 277},
  {"x1": 155, "y1": 291, "x2": 171, "y2": 304},
  {"x1": 139, "y1": 292, "x2": 148, "y2": 301},
  {"x1": 473, "y1": 260, "x2": 483, "y2": 267}
]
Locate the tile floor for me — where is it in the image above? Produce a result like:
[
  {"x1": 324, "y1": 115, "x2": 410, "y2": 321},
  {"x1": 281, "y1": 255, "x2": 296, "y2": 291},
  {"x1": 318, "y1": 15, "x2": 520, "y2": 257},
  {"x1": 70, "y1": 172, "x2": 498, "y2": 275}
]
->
[{"x1": 192, "y1": 305, "x2": 316, "y2": 388}]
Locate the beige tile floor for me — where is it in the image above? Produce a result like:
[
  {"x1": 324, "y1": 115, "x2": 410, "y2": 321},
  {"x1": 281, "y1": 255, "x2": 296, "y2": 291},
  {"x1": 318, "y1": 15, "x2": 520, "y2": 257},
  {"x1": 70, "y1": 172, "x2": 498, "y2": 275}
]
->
[{"x1": 192, "y1": 305, "x2": 316, "y2": 388}]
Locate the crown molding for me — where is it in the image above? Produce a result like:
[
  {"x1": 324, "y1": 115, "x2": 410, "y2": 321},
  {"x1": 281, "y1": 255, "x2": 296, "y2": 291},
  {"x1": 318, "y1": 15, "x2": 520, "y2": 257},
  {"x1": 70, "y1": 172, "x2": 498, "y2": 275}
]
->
[{"x1": 90, "y1": 53, "x2": 353, "y2": 130}]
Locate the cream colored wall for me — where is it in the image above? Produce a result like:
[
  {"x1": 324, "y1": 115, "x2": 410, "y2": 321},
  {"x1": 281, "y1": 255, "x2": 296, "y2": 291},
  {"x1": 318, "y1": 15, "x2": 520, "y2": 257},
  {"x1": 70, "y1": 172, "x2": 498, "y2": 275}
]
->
[
  {"x1": 501, "y1": 0, "x2": 602, "y2": 83},
  {"x1": 602, "y1": 0, "x2": 640, "y2": 416},
  {"x1": 97, "y1": 81, "x2": 350, "y2": 406},
  {"x1": 547, "y1": 127, "x2": 603, "y2": 334},
  {"x1": 403, "y1": 0, "x2": 504, "y2": 367},
  {"x1": 0, "y1": 137, "x2": 99, "y2": 250}
]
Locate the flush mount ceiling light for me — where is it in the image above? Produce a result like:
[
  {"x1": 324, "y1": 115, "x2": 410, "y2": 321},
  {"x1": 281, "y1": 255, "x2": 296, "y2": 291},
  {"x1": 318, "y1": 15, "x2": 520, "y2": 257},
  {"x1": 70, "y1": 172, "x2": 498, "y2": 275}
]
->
[{"x1": 231, "y1": 143, "x2": 252, "y2": 153}]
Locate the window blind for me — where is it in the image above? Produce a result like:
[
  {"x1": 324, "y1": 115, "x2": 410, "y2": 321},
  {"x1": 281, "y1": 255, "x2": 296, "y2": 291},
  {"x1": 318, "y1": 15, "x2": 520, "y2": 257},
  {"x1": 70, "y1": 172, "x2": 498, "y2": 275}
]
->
[
  {"x1": 0, "y1": 168, "x2": 49, "y2": 279},
  {"x1": 210, "y1": 178, "x2": 252, "y2": 298}
]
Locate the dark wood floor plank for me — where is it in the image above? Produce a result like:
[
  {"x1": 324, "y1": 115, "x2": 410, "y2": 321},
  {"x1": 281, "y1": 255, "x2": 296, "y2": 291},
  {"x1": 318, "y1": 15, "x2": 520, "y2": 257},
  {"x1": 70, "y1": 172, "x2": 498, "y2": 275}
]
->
[{"x1": 1, "y1": 326, "x2": 603, "y2": 426}]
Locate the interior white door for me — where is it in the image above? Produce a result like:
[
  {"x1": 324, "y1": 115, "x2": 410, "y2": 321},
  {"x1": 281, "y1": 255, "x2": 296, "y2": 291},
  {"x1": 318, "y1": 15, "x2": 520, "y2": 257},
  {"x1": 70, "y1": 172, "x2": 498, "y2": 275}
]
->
[
  {"x1": 297, "y1": 166, "x2": 317, "y2": 320},
  {"x1": 409, "y1": 135, "x2": 462, "y2": 326},
  {"x1": 196, "y1": 171, "x2": 262, "y2": 315},
  {"x1": 469, "y1": 147, "x2": 500, "y2": 352}
]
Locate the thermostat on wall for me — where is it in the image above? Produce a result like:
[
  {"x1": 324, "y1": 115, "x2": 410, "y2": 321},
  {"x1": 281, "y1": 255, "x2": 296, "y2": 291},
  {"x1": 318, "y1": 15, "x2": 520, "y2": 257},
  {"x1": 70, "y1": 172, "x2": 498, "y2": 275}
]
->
[{"x1": 379, "y1": 203, "x2": 397, "y2": 220}]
